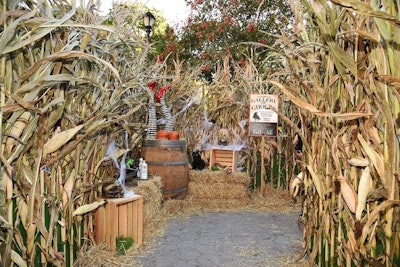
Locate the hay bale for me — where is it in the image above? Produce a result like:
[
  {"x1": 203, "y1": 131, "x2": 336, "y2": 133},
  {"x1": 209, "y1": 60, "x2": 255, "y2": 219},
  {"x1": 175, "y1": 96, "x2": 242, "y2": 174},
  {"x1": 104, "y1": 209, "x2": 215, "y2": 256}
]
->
[
  {"x1": 129, "y1": 176, "x2": 166, "y2": 242},
  {"x1": 186, "y1": 170, "x2": 251, "y2": 211},
  {"x1": 133, "y1": 176, "x2": 163, "y2": 218},
  {"x1": 188, "y1": 182, "x2": 248, "y2": 200},
  {"x1": 188, "y1": 170, "x2": 250, "y2": 201},
  {"x1": 189, "y1": 170, "x2": 250, "y2": 185}
]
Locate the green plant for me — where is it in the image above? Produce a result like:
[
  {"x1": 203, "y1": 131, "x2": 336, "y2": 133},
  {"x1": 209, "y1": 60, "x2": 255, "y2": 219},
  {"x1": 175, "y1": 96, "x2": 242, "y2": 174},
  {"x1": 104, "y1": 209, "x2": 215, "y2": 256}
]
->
[{"x1": 115, "y1": 236, "x2": 134, "y2": 255}]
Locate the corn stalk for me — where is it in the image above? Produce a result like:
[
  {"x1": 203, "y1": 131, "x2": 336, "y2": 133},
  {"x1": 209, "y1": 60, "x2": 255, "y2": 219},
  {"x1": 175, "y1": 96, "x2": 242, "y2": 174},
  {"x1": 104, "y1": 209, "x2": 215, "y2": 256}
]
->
[
  {"x1": 0, "y1": 0, "x2": 340, "y2": 265},
  {"x1": 0, "y1": 0, "x2": 155, "y2": 265},
  {"x1": 269, "y1": 0, "x2": 400, "y2": 265}
]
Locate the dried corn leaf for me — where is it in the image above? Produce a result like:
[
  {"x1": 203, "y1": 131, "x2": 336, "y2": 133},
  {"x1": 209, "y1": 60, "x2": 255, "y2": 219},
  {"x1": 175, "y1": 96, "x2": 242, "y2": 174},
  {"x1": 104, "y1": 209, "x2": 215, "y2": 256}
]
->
[
  {"x1": 307, "y1": 165, "x2": 325, "y2": 198},
  {"x1": 268, "y1": 80, "x2": 323, "y2": 114},
  {"x1": 360, "y1": 200, "x2": 400, "y2": 246},
  {"x1": 11, "y1": 249, "x2": 27, "y2": 267},
  {"x1": 330, "y1": 0, "x2": 400, "y2": 27},
  {"x1": 73, "y1": 200, "x2": 106, "y2": 217},
  {"x1": 357, "y1": 133, "x2": 385, "y2": 184},
  {"x1": 17, "y1": 197, "x2": 28, "y2": 227},
  {"x1": 1, "y1": 8, "x2": 75, "y2": 56},
  {"x1": 5, "y1": 111, "x2": 31, "y2": 152},
  {"x1": 62, "y1": 169, "x2": 76, "y2": 208},
  {"x1": 43, "y1": 125, "x2": 84, "y2": 156},
  {"x1": 377, "y1": 75, "x2": 400, "y2": 86},
  {"x1": 7, "y1": 116, "x2": 38, "y2": 164},
  {"x1": 0, "y1": 10, "x2": 36, "y2": 54},
  {"x1": 268, "y1": 80, "x2": 371, "y2": 121},
  {"x1": 21, "y1": 51, "x2": 121, "y2": 81},
  {"x1": 26, "y1": 223, "x2": 36, "y2": 256},
  {"x1": 328, "y1": 111, "x2": 373, "y2": 121}
]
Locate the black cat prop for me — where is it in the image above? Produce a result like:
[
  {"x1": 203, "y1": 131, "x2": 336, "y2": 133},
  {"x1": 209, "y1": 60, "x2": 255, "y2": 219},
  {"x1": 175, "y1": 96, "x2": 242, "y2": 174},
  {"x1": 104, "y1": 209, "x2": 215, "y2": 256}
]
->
[{"x1": 191, "y1": 150, "x2": 206, "y2": 170}]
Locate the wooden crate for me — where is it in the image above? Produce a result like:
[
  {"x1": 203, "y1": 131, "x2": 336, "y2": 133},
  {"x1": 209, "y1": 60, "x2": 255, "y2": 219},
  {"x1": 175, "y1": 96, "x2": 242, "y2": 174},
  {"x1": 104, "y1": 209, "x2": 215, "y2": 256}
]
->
[
  {"x1": 95, "y1": 195, "x2": 143, "y2": 251},
  {"x1": 209, "y1": 149, "x2": 239, "y2": 172}
]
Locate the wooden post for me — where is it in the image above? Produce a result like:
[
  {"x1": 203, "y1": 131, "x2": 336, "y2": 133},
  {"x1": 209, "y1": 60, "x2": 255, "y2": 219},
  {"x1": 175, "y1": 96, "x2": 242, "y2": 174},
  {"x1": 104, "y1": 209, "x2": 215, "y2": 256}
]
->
[
  {"x1": 270, "y1": 139, "x2": 275, "y2": 186},
  {"x1": 261, "y1": 136, "x2": 266, "y2": 197}
]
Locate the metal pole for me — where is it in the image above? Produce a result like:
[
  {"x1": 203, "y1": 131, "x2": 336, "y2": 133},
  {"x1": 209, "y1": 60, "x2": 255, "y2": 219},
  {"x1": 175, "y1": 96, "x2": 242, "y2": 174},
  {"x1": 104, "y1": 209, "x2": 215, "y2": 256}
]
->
[
  {"x1": 146, "y1": 28, "x2": 151, "y2": 43},
  {"x1": 146, "y1": 27, "x2": 151, "y2": 66}
]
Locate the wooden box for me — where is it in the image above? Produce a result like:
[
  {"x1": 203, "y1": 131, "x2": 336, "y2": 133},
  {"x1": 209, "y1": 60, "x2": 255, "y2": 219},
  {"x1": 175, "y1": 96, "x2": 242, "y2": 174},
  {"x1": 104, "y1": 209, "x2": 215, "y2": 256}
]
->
[
  {"x1": 209, "y1": 149, "x2": 239, "y2": 172},
  {"x1": 95, "y1": 195, "x2": 143, "y2": 250}
]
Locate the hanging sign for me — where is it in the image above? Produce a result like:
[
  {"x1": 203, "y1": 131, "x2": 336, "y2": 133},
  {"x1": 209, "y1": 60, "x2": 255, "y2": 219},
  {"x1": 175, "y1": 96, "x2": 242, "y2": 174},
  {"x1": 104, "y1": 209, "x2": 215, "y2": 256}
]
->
[{"x1": 248, "y1": 94, "x2": 278, "y2": 137}]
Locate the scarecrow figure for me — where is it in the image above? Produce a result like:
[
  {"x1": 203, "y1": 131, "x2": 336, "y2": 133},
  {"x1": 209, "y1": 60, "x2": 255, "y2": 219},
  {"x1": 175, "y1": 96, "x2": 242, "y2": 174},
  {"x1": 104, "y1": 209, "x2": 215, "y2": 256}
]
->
[
  {"x1": 146, "y1": 81, "x2": 199, "y2": 140},
  {"x1": 156, "y1": 84, "x2": 174, "y2": 132}
]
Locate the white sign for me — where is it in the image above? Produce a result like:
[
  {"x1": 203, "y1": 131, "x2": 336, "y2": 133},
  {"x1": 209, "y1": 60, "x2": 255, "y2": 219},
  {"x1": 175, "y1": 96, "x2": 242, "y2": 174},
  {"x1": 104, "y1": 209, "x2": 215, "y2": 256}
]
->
[{"x1": 249, "y1": 94, "x2": 278, "y2": 137}]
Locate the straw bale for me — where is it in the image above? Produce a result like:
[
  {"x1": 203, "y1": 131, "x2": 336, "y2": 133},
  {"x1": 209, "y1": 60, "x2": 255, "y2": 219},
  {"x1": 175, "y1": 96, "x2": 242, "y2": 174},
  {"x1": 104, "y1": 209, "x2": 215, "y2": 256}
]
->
[
  {"x1": 127, "y1": 176, "x2": 167, "y2": 242},
  {"x1": 189, "y1": 170, "x2": 250, "y2": 186},
  {"x1": 188, "y1": 182, "x2": 248, "y2": 200},
  {"x1": 133, "y1": 176, "x2": 163, "y2": 218}
]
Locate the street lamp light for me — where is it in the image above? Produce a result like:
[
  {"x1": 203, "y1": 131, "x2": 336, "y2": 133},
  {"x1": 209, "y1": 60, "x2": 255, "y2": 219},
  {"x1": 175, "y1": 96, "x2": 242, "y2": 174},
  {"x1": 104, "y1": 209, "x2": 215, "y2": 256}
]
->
[{"x1": 143, "y1": 11, "x2": 155, "y2": 44}]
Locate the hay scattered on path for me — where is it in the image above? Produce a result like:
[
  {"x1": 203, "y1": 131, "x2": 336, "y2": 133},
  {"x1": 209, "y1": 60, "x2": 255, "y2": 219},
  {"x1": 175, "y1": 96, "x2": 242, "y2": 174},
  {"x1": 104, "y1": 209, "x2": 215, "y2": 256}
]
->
[{"x1": 74, "y1": 244, "x2": 121, "y2": 267}]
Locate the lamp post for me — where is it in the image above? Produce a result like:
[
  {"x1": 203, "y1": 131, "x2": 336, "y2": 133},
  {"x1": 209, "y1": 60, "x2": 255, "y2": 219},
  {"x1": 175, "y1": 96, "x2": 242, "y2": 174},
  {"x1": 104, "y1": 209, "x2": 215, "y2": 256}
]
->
[{"x1": 143, "y1": 11, "x2": 155, "y2": 44}]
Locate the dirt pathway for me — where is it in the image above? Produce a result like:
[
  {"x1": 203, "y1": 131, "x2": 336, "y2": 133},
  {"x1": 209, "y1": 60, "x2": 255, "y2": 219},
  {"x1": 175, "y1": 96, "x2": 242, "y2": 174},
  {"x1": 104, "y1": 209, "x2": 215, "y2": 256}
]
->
[{"x1": 131, "y1": 210, "x2": 305, "y2": 267}]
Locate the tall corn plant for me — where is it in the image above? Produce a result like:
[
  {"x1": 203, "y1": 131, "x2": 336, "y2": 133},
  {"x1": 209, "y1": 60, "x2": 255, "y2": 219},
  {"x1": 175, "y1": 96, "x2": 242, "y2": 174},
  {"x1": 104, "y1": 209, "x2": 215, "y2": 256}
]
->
[
  {"x1": 270, "y1": 0, "x2": 400, "y2": 265},
  {"x1": 0, "y1": 0, "x2": 154, "y2": 265},
  {"x1": 171, "y1": 53, "x2": 298, "y2": 189}
]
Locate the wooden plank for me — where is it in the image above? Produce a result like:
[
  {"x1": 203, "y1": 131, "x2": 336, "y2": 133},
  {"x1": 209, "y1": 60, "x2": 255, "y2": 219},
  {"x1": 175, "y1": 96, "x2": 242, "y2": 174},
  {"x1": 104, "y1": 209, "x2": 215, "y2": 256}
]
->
[
  {"x1": 209, "y1": 149, "x2": 215, "y2": 169},
  {"x1": 218, "y1": 153, "x2": 233, "y2": 157},
  {"x1": 107, "y1": 195, "x2": 142, "y2": 205},
  {"x1": 137, "y1": 197, "x2": 144, "y2": 246},
  {"x1": 232, "y1": 151, "x2": 238, "y2": 173},
  {"x1": 216, "y1": 156, "x2": 232, "y2": 160},
  {"x1": 118, "y1": 202, "x2": 128, "y2": 238},
  {"x1": 104, "y1": 202, "x2": 111, "y2": 245},
  {"x1": 94, "y1": 207, "x2": 102, "y2": 243},
  {"x1": 109, "y1": 201, "x2": 117, "y2": 251},
  {"x1": 127, "y1": 201, "x2": 133, "y2": 238},
  {"x1": 216, "y1": 159, "x2": 232, "y2": 163},
  {"x1": 99, "y1": 206, "x2": 106, "y2": 243},
  {"x1": 131, "y1": 198, "x2": 138, "y2": 244}
]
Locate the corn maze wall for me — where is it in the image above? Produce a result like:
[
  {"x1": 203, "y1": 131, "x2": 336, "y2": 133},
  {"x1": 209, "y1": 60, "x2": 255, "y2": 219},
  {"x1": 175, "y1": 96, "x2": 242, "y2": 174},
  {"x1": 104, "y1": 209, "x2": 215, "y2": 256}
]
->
[
  {"x1": 270, "y1": 0, "x2": 400, "y2": 266},
  {"x1": 0, "y1": 2, "x2": 154, "y2": 265}
]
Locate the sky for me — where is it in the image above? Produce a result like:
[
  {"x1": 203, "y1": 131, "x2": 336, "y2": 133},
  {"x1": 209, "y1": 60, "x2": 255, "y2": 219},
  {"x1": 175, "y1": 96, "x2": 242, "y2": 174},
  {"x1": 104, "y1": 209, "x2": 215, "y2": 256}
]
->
[{"x1": 98, "y1": 0, "x2": 190, "y2": 25}]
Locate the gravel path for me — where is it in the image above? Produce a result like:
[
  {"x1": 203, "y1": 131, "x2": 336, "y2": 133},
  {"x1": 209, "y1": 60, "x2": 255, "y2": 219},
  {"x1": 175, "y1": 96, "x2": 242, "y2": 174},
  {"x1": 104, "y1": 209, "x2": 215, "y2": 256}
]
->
[{"x1": 132, "y1": 210, "x2": 304, "y2": 267}]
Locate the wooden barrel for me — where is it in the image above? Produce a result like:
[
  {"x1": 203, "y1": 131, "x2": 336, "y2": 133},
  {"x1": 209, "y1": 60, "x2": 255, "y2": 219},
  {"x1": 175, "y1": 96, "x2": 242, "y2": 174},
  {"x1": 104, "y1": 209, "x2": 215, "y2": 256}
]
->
[{"x1": 142, "y1": 139, "x2": 189, "y2": 200}]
